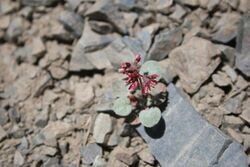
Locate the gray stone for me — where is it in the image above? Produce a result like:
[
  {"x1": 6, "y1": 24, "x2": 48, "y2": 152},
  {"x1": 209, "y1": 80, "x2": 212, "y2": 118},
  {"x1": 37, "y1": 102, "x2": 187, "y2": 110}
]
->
[
  {"x1": 138, "y1": 13, "x2": 156, "y2": 27},
  {"x1": 0, "y1": 108, "x2": 8, "y2": 126},
  {"x1": 239, "y1": 0, "x2": 250, "y2": 12},
  {"x1": 95, "y1": 88, "x2": 115, "y2": 112},
  {"x1": 236, "y1": 11, "x2": 250, "y2": 77},
  {"x1": 114, "y1": 0, "x2": 136, "y2": 10},
  {"x1": 93, "y1": 113, "x2": 113, "y2": 144},
  {"x1": 10, "y1": 124, "x2": 25, "y2": 139},
  {"x1": 169, "y1": 37, "x2": 221, "y2": 94},
  {"x1": 42, "y1": 90, "x2": 60, "y2": 108},
  {"x1": 111, "y1": 146, "x2": 138, "y2": 166},
  {"x1": 212, "y1": 71, "x2": 231, "y2": 87},
  {"x1": 69, "y1": 21, "x2": 117, "y2": 71},
  {"x1": 107, "y1": 129, "x2": 119, "y2": 146},
  {"x1": 89, "y1": 20, "x2": 114, "y2": 34},
  {"x1": 6, "y1": 17, "x2": 25, "y2": 41},
  {"x1": 8, "y1": 108, "x2": 20, "y2": 123},
  {"x1": 42, "y1": 121, "x2": 73, "y2": 140},
  {"x1": 108, "y1": 159, "x2": 128, "y2": 167},
  {"x1": 43, "y1": 157, "x2": 60, "y2": 167},
  {"x1": 35, "y1": 108, "x2": 49, "y2": 128},
  {"x1": 136, "y1": 23, "x2": 160, "y2": 52},
  {"x1": 0, "y1": 0, "x2": 16, "y2": 14},
  {"x1": 216, "y1": 45, "x2": 236, "y2": 67},
  {"x1": 21, "y1": 0, "x2": 62, "y2": 6},
  {"x1": 175, "y1": 0, "x2": 199, "y2": 6},
  {"x1": 66, "y1": 0, "x2": 82, "y2": 11},
  {"x1": 224, "y1": 115, "x2": 244, "y2": 125},
  {"x1": 241, "y1": 98, "x2": 250, "y2": 123},
  {"x1": 26, "y1": 37, "x2": 46, "y2": 64},
  {"x1": 169, "y1": 4, "x2": 187, "y2": 21},
  {"x1": 227, "y1": 128, "x2": 243, "y2": 143},
  {"x1": 242, "y1": 134, "x2": 250, "y2": 151},
  {"x1": 81, "y1": 21, "x2": 118, "y2": 53},
  {"x1": 14, "y1": 47, "x2": 29, "y2": 63},
  {"x1": 123, "y1": 12, "x2": 138, "y2": 30},
  {"x1": 224, "y1": 92, "x2": 245, "y2": 115},
  {"x1": 222, "y1": 65, "x2": 237, "y2": 83},
  {"x1": 39, "y1": 145, "x2": 58, "y2": 156},
  {"x1": 19, "y1": 6, "x2": 33, "y2": 19},
  {"x1": 159, "y1": 58, "x2": 177, "y2": 83},
  {"x1": 217, "y1": 142, "x2": 248, "y2": 167},
  {"x1": 151, "y1": 0, "x2": 173, "y2": 12},
  {"x1": 183, "y1": 27, "x2": 210, "y2": 43},
  {"x1": 56, "y1": 105, "x2": 71, "y2": 120},
  {"x1": 0, "y1": 15, "x2": 10, "y2": 30},
  {"x1": 138, "y1": 148, "x2": 155, "y2": 165},
  {"x1": 85, "y1": 0, "x2": 129, "y2": 34},
  {"x1": 212, "y1": 12, "x2": 240, "y2": 43},
  {"x1": 17, "y1": 137, "x2": 29, "y2": 155},
  {"x1": 0, "y1": 126, "x2": 7, "y2": 142},
  {"x1": 148, "y1": 28, "x2": 182, "y2": 61},
  {"x1": 58, "y1": 11, "x2": 84, "y2": 38},
  {"x1": 8, "y1": 75, "x2": 32, "y2": 103},
  {"x1": 33, "y1": 71, "x2": 53, "y2": 97},
  {"x1": 32, "y1": 132, "x2": 46, "y2": 147},
  {"x1": 207, "y1": 0, "x2": 220, "y2": 11},
  {"x1": 81, "y1": 49, "x2": 114, "y2": 70},
  {"x1": 14, "y1": 151, "x2": 25, "y2": 167},
  {"x1": 104, "y1": 37, "x2": 146, "y2": 69},
  {"x1": 226, "y1": 0, "x2": 239, "y2": 9},
  {"x1": 74, "y1": 83, "x2": 95, "y2": 109},
  {"x1": 58, "y1": 141, "x2": 69, "y2": 155},
  {"x1": 205, "y1": 109, "x2": 223, "y2": 127},
  {"x1": 240, "y1": 110, "x2": 250, "y2": 123},
  {"x1": 80, "y1": 143, "x2": 102, "y2": 165},
  {"x1": 93, "y1": 155, "x2": 107, "y2": 167},
  {"x1": 242, "y1": 126, "x2": 250, "y2": 134},
  {"x1": 48, "y1": 62, "x2": 69, "y2": 80},
  {"x1": 136, "y1": 83, "x2": 248, "y2": 167}
]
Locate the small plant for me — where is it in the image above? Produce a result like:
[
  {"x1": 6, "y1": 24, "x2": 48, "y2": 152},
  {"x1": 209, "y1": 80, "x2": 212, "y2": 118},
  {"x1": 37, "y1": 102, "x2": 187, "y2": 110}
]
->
[{"x1": 112, "y1": 54, "x2": 168, "y2": 128}]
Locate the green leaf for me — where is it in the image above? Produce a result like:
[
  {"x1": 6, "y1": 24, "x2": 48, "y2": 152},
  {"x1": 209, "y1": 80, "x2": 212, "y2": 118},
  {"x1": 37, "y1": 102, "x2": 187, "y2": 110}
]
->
[
  {"x1": 139, "y1": 61, "x2": 164, "y2": 81},
  {"x1": 139, "y1": 107, "x2": 161, "y2": 128},
  {"x1": 112, "y1": 80, "x2": 129, "y2": 98},
  {"x1": 113, "y1": 96, "x2": 132, "y2": 116}
]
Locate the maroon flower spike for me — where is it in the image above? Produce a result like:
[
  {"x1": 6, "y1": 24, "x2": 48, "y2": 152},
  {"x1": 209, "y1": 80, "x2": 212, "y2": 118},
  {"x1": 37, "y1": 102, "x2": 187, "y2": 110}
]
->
[
  {"x1": 135, "y1": 54, "x2": 141, "y2": 63},
  {"x1": 119, "y1": 54, "x2": 158, "y2": 95},
  {"x1": 142, "y1": 74, "x2": 158, "y2": 95}
]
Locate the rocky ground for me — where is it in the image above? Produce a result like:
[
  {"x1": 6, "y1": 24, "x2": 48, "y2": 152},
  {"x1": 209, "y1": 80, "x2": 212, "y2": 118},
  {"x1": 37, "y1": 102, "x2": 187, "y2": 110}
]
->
[{"x1": 0, "y1": 0, "x2": 250, "y2": 166}]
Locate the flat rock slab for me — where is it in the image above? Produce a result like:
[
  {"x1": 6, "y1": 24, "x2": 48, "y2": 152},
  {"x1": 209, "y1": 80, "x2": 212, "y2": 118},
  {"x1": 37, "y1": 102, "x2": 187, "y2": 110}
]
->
[{"x1": 136, "y1": 83, "x2": 248, "y2": 167}]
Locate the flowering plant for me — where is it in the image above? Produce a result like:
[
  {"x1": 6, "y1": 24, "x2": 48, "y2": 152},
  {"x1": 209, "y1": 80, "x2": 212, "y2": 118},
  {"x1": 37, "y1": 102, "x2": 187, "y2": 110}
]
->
[{"x1": 112, "y1": 54, "x2": 168, "y2": 128}]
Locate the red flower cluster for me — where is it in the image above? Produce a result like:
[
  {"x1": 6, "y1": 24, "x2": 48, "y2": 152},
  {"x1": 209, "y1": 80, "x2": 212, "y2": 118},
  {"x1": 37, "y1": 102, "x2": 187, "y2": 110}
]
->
[{"x1": 119, "y1": 54, "x2": 158, "y2": 95}]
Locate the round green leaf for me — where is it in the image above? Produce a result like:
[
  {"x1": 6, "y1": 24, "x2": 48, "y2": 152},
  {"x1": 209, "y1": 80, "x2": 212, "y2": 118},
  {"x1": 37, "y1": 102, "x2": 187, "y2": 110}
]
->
[
  {"x1": 113, "y1": 96, "x2": 132, "y2": 116},
  {"x1": 139, "y1": 61, "x2": 163, "y2": 81},
  {"x1": 112, "y1": 80, "x2": 129, "y2": 98},
  {"x1": 139, "y1": 107, "x2": 161, "y2": 128}
]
